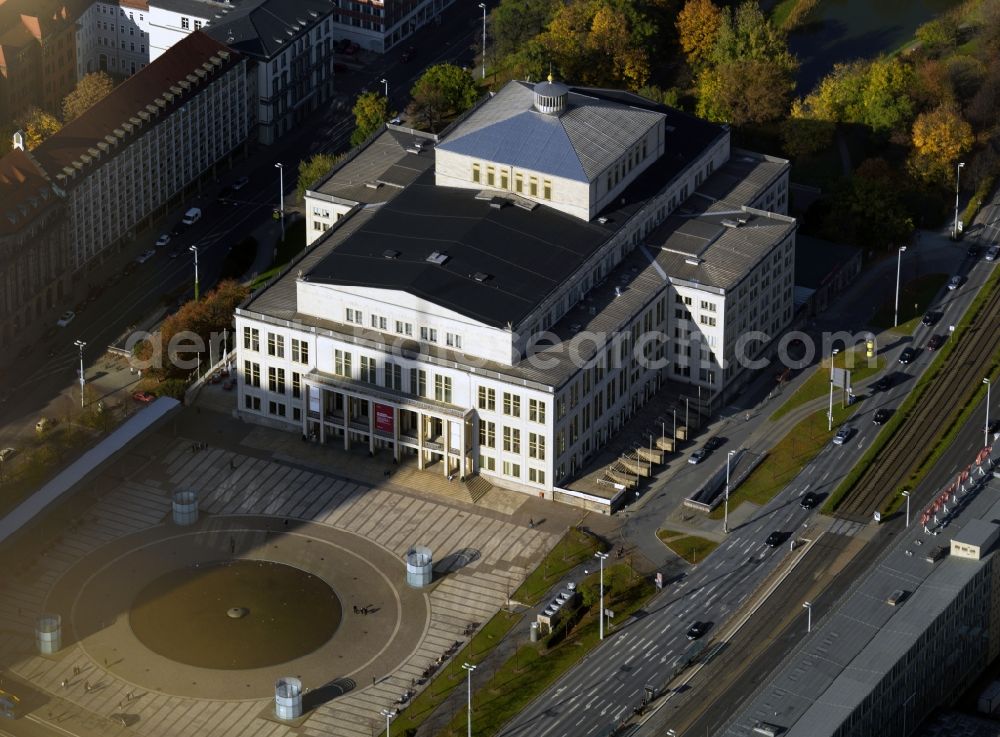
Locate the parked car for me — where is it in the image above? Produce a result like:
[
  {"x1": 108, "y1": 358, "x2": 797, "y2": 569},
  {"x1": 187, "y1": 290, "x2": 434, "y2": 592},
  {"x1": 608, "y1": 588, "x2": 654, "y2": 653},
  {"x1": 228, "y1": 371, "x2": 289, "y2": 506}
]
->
[
  {"x1": 872, "y1": 408, "x2": 891, "y2": 425},
  {"x1": 688, "y1": 448, "x2": 709, "y2": 465},
  {"x1": 898, "y1": 347, "x2": 917, "y2": 365},
  {"x1": 921, "y1": 311, "x2": 941, "y2": 326},
  {"x1": 686, "y1": 621, "x2": 709, "y2": 640},
  {"x1": 926, "y1": 334, "x2": 944, "y2": 351},
  {"x1": 833, "y1": 426, "x2": 853, "y2": 445},
  {"x1": 703, "y1": 436, "x2": 725, "y2": 451},
  {"x1": 947, "y1": 275, "x2": 964, "y2": 290},
  {"x1": 231, "y1": 175, "x2": 249, "y2": 190},
  {"x1": 222, "y1": 378, "x2": 235, "y2": 391},
  {"x1": 136, "y1": 249, "x2": 156, "y2": 264},
  {"x1": 389, "y1": 116, "x2": 403, "y2": 125},
  {"x1": 873, "y1": 375, "x2": 892, "y2": 392},
  {"x1": 800, "y1": 492, "x2": 819, "y2": 509},
  {"x1": 56, "y1": 310, "x2": 75, "y2": 327},
  {"x1": 765, "y1": 531, "x2": 784, "y2": 547},
  {"x1": 0, "y1": 447, "x2": 16, "y2": 462},
  {"x1": 132, "y1": 390, "x2": 156, "y2": 404},
  {"x1": 155, "y1": 233, "x2": 171, "y2": 247},
  {"x1": 181, "y1": 207, "x2": 202, "y2": 226},
  {"x1": 986, "y1": 245, "x2": 1000, "y2": 261}
]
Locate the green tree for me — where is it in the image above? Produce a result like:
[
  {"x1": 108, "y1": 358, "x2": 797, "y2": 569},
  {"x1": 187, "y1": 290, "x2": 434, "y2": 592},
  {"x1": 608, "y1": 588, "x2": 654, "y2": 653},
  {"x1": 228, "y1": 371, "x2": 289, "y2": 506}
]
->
[
  {"x1": 820, "y1": 158, "x2": 914, "y2": 251},
  {"x1": 408, "y1": 63, "x2": 479, "y2": 132},
  {"x1": 675, "y1": 0, "x2": 722, "y2": 69},
  {"x1": 795, "y1": 57, "x2": 914, "y2": 134},
  {"x1": 490, "y1": 0, "x2": 556, "y2": 61},
  {"x1": 780, "y1": 112, "x2": 835, "y2": 158},
  {"x1": 351, "y1": 91, "x2": 390, "y2": 147},
  {"x1": 908, "y1": 105, "x2": 974, "y2": 185},
  {"x1": 696, "y1": 58, "x2": 794, "y2": 124},
  {"x1": 711, "y1": 0, "x2": 796, "y2": 75},
  {"x1": 507, "y1": 37, "x2": 550, "y2": 82},
  {"x1": 915, "y1": 16, "x2": 958, "y2": 56},
  {"x1": 296, "y1": 153, "x2": 339, "y2": 203},
  {"x1": 62, "y1": 72, "x2": 115, "y2": 122},
  {"x1": 15, "y1": 107, "x2": 62, "y2": 149}
]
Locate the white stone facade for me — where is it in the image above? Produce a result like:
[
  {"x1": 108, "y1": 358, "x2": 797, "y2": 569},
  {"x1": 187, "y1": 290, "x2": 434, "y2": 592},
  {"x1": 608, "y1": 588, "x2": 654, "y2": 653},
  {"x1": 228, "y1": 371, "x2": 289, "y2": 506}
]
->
[{"x1": 76, "y1": 2, "x2": 152, "y2": 79}]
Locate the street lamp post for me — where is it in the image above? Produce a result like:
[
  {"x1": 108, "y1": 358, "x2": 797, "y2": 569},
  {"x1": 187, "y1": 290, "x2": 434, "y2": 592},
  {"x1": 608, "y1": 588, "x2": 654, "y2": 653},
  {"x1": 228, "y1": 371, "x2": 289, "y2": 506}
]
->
[
  {"x1": 190, "y1": 245, "x2": 199, "y2": 301},
  {"x1": 74, "y1": 340, "x2": 86, "y2": 408},
  {"x1": 724, "y1": 449, "x2": 736, "y2": 534},
  {"x1": 461, "y1": 663, "x2": 476, "y2": 737},
  {"x1": 984, "y1": 374, "x2": 991, "y2": 448},
  {"x1": 803, "y1": 601, "x2": 812, "y2": 633},
  {"x1": 954, "y1": 161, "x2": 965, "y2": 239},
  {"x1": 380, "y1": 77, "x2": 388, "y2": 98},
  {"x1": 595, "y1": 550, "x2": 609, "y2": 640},
  {"x1": 902, "y1": 489, "x2": 911, "y2": 528},
  {"x1": 380, "y1": 709, "x2": 395, "y2": 737},
  {"x1": 275, "y1": 162, "x2": 285, "y2": 241},
  {"x1": 477, "y1": 3, "x2": 486, "y2": 80},
  {"x1": 894, "y1": 245, "x2": 907, "y2": 327}
]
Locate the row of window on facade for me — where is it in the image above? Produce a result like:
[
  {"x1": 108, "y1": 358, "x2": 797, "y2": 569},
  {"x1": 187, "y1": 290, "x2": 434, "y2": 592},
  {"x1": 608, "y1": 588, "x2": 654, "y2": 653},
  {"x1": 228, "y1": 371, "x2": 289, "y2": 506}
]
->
[
  {"x1": 343, "y1": 308, "x2": 463, "y2": 348},
  {"x1": 471, "y1": 164, "x2": 552, "y2": 200},
  {"x1": 606, "y1": 138, "x2": 649, "y2": 193},
  {"x1": 179, "y1": 18, "x2": 204, "y2": 31}
]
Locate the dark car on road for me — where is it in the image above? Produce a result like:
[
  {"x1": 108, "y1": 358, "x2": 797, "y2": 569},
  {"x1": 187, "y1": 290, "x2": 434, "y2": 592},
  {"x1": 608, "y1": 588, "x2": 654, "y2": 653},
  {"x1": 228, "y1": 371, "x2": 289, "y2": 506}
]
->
[
  {"x1": 688, "y1": 448, "x2": 709, "y2": 465},
  {"x1": 873, "y1": 408, "x2": 891, "y2": 425},
  {"x1": 921, "y1": 311, "x2": 941, "y2": 326},
  {"x1": 926, "y1": 334, "x2": 944, "y2": 351},
  {"x1": 687, "y1": 621, "x2": 709, "y2": 640},
  {"x1": 800, "y1": 493, "x2": 820, "y2": 509},
  {"x1": 765, "y1": 531, "x2": 784, "y2": 547},
  {"x1": 703, "y1": 436, "x2": 725, "y2": 451},
  {"x1": 968, "y1": 245, "x2": 980, "y2": 258},
  {"x1": 873, "y1": 375, "x2": 892, "y2": 392},
  {"x1": 898, "y1": 347, "x2": 917, "y2": 365}
]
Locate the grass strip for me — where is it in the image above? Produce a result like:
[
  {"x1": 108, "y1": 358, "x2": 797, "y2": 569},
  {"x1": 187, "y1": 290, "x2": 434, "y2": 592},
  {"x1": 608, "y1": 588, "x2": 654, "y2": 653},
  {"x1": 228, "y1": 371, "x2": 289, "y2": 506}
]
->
[
  {"x1": 770, "y1": 349, "x2": 883, "y2": 421},
  {"x1": 712, "y1": 399, "x2": 861, "y2": 519},
  {"x1": 511, "y1": 527, "x2": 608, "y2": 606},
  {"x1": 383, "y1": 610, "x2": 522, "y2": 737},
  {"x1": 825, "y1": 263, "x2": 1000, "y2": 513},
  {"x1": 434, "y1": 563, "x2": 654, "y2": 737},
  {"x1": 657, "y1": 529, "x2": 719, "y2": 564}
]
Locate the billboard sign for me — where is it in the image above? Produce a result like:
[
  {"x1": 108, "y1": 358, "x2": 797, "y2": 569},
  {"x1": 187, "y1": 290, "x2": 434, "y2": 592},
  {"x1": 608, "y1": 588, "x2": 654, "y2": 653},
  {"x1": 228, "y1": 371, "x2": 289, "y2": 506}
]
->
[{"x1": 375, "y1": 403, "x2": 394, "y2": 434}]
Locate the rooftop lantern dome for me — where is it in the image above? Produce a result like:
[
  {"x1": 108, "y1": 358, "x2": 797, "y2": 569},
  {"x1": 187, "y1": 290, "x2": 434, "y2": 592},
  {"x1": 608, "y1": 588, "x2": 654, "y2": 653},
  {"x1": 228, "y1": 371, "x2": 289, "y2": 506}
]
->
[{"x1": 532, "y1": 73, "x2": 569, "y2": 115}]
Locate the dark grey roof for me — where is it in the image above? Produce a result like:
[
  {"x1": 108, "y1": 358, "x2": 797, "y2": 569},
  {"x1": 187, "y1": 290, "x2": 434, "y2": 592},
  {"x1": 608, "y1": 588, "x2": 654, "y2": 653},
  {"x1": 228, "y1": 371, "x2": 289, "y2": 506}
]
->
[
  {"x1": 149, "y1": 0, "x2": 230, "y2": 17},
  {"x1": 436, "y1": 81, "x2": 664, "y2": 182},
  {"x1": 953, "y1": 518, "x2": 999, "y2": 548},
  {"x1": 202, "y1": 0, "x2": 334, "y2": 60}
]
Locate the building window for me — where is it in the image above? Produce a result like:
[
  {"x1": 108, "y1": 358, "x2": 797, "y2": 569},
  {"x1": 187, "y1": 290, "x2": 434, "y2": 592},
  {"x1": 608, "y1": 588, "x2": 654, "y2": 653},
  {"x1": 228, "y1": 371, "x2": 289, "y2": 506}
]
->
[
  {"x1": 478, "y1": 387, "x2": 495, "y2": 411},
  {"x1": 268, "y1": 367, "x2": 286, "y2": 394},
  {"x1": 446, "y1": 332, "x2": 462, "y2": 349},
  {"x1": 244, "y1": 394, "x2": 261, "y2": 411},
  {"x1": 267, "y1": 332, "x2": 284, "y2": 358},
  {"x1": 503, "y1": 426, "x2": 521, "y2": 453},
  {"x1": 292, "y1": 371, "x2": 301, "y2": 399},
  {"x1": 479, "y1": 420, "x2": 495, "y2": 448},
  {"x1": 268, "y1": 400, "x2": 286, "y2": 417},
  {"x1": 434, "y1": 375, "x2": 452, "y2": 403},
  {"x1": 500, "y1": 169, "x2": 509, "y2": 190},
  {"x1": 243, "y1": 327, "x2": 259, "y2": 351},
  {"x1": 472, "y1": 163, "x2": 480, "y2": 183},
  {"x1": 334, "y1": 349, "x2": 352, "y2": 377},
  {"x1": 529, "y1": 467, "x2": 546, "y2": 485},
  {"x1": 514, "y1": 173, "x2": 523, "y2": 193},
  {"x1": 699, "y1": 315, "x2": 717, "y2": 327},
  {"x1": 700, "y1": 300, "x2": 717, "y2": 312},
  {"x1": 395, "y1": 321, "x2": 412, "y2": 336},
  {"x1": 360, "y1": 356, "x2": 376, "y2": 383},
  {"x1": 529, "y1": 177, "x2": 538, "y2": 197},
  {"x1": 528, "y1": 433, "x2": 545, "y2": 460},
  {"x1": 410, "y1": 368, "x2": 426, "y2": 396},
  {"x1": 486, "y1": 166, "x2": 495, "y2": 187},
  {"x1": 480, "y1": 454, "x2": 496, "y2": 471},
  {"x1": 244, "y1": 361, "x2": 260, "y2": 388},
  {"x1": 385, "y1": 361, "x2": 402, "y2": 390},
  {"x1": 420, "y1": 327, "x2": 438, "y2": 343},
  {"x1": 503, "y1": 392, "x2": 520, "y2": 417},
  {"x1": 529, "y1": 399, "x2": 545, "y2": 423},
  {"x1": 502, "y1": 461, "x2": 520, "y2": 478},
  {"x1": 291, "y1": 339, "x2": 309, "y2": 364},
  {"x1": 345, "y1": 308, "x2": 363, "y2": 325},
  {"x1": 371, "y1": 314, "x2": 387, "y2": 330},
  {"x1": 181, "y1": 16, "x2": 190, "y2": 29},
  {"x1": 543, "y1": 180, "x2": 552, "y2": 200},
  {"x1": 194, "y1": 20, "x2": 202, "y2": 30}
]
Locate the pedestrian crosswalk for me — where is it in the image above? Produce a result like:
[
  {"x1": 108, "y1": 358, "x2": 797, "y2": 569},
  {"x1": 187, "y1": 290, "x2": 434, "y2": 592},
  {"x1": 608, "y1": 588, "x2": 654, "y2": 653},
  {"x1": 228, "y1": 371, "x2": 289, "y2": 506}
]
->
[
  {"x1": 0, "y1": 435, "x2": 557, "y2": 737},
  {"x1": 827, "y1": 518, "x2": 866, "y2": 537}
]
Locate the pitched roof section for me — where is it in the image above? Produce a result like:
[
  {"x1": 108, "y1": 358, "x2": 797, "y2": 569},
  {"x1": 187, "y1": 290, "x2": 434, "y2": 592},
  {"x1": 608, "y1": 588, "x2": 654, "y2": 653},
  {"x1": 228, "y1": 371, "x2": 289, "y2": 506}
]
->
[
  {"x1": 0, "y1": 148, "x2": 58, "y2": 236},
  {"x1": 436, "y1": 81, "x2": 665, "y2": 182},
  {"x1": 202, "y1": 0, "x2": 334, "y2": 61},
  {"x1": 32, "y1": 31, "x2": 240, "y2": 182}
]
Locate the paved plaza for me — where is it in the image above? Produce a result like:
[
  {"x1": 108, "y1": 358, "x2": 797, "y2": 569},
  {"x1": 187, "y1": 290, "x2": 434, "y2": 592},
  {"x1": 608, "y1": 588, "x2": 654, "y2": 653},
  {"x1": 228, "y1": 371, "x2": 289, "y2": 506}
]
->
[{"x1": 0, "y1": 413, "x2": 564, "y2": 737}]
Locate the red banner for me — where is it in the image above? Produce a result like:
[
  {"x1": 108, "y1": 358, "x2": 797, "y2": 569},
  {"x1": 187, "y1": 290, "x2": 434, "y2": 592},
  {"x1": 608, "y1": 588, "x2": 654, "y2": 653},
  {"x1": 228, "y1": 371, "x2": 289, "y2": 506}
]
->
[{"x1": 375, "y1": 403, "x2": 394, "y2": 434}]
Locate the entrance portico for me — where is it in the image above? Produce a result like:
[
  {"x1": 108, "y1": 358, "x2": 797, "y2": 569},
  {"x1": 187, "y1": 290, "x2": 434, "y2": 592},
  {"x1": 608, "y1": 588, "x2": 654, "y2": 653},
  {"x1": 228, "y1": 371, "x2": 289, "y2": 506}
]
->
[{"x1": 302, "y1": 369, "x2": 475, "y2": 478}]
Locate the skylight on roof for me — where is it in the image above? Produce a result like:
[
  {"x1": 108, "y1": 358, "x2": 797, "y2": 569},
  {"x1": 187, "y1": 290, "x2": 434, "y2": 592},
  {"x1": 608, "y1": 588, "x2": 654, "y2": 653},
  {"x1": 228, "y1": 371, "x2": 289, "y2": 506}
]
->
[{"x1": 426, "y1": 251, "x2": 449, "y2": 265}]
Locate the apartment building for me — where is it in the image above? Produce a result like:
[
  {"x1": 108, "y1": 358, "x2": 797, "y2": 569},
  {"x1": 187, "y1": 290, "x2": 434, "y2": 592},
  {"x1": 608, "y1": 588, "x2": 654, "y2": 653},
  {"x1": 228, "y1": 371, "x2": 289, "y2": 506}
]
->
[
  {"x1": 75, "y1": 0, "x2": 151, "y2": 78},
  {"x1": 235, "y1": 80, "x2": 794, "y2": 503},
  {"x1": 330, "y1": 0, "x2": 455, "y2": 53}
]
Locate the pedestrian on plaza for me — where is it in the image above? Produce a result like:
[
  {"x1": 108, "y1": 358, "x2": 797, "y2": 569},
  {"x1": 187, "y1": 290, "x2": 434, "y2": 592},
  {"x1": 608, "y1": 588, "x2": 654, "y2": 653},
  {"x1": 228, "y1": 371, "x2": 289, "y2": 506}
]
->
[
  {"x1": 60, "y1": 679, "x2": 67, "y2": 689},
  {"x1": 229, "y1": 537, "x2": 236, "y2": 555},
  {"x1": 84, "y1": 681, "x2": 91, "y2": 692},
  {"x1": 529, "y1": 518, "x2": 534, "y2": 529},
  {"x1": 745, "y1": 412, "x2": 750, "y2": 422}
]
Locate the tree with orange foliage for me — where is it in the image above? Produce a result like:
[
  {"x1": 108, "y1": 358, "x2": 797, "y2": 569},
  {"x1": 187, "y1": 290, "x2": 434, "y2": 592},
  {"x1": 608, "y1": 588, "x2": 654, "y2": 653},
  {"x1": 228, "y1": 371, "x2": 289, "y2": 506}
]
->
[
  {"x1": 907, "y1": 105, "x2": 974, "y2": 185},
  {"x1": 676, "y1": 0, "x2": 722, "y2": 70}
]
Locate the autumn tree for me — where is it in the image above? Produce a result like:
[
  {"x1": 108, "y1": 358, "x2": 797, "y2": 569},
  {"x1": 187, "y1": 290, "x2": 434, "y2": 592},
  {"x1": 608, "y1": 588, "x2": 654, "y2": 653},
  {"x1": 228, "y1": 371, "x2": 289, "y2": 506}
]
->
[
  {"x1": 819, "y1": 158, "x2": 914, "y2": 251},
  {"x1": 408, "y1": 64, "x2": 479, "y2": 132},
  {"x1": 780, "y1": 110, "x2": 834, "y2": 159},
  {"x1": 676, "y1": 0, "x2": 722, "y2": 70},
  {"x1": 907, "y1": 105, "x2": 974, "y2": 185},
  {"x1": 490, "y1": 0, "x2": 555, "y2": 61},
  {"x1": 296, "y1": 153, "x2": 340, "y2": 203},
  {"x1": 710, "y1": 1, "x2": 796, "y2": 74},
  {"x1": 14, "y1": 107, "x2": 62, "y2": 149},
  {"x1": 62, "y1": 72, "x2": 115, "y2": 122},
  {"x1": 914, "y1": 16, "x2": 959, "y2": 56},
  {"x1": 351, "y1": 91, "x2": 390, "y2": 147}
]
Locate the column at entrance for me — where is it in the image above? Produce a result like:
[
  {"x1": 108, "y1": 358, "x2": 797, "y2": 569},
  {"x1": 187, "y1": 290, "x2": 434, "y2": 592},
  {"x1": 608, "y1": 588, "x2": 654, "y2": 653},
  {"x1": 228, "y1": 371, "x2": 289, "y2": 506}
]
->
[
  {"x1": 417, "y1": 410, "x2": 425, "y2": 470},
  {"x1": 443, "y1": 416, "x2": 450, "y2": 478},
  {"x1": 342, "y1": 392, "x2": 350, "y2": 450},
  {"x1": 301, "y1": 386, "x2": 309, "y2": 438},
  {"x1": 318, "y1": 387, "x2": 326, "y2": 444},
  {"x1": 392, "y1": 406, "x2": 400, "y2": 462},
  {"x1": 367, "y1": 398, "x2": 375, "y2": 454}
]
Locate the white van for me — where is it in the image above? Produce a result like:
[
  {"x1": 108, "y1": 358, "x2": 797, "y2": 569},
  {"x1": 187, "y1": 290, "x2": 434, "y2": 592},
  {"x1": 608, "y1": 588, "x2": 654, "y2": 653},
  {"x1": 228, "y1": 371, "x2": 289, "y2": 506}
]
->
[{"x1": 181, "y1": 207, "x2": 202, "y2": 226}]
